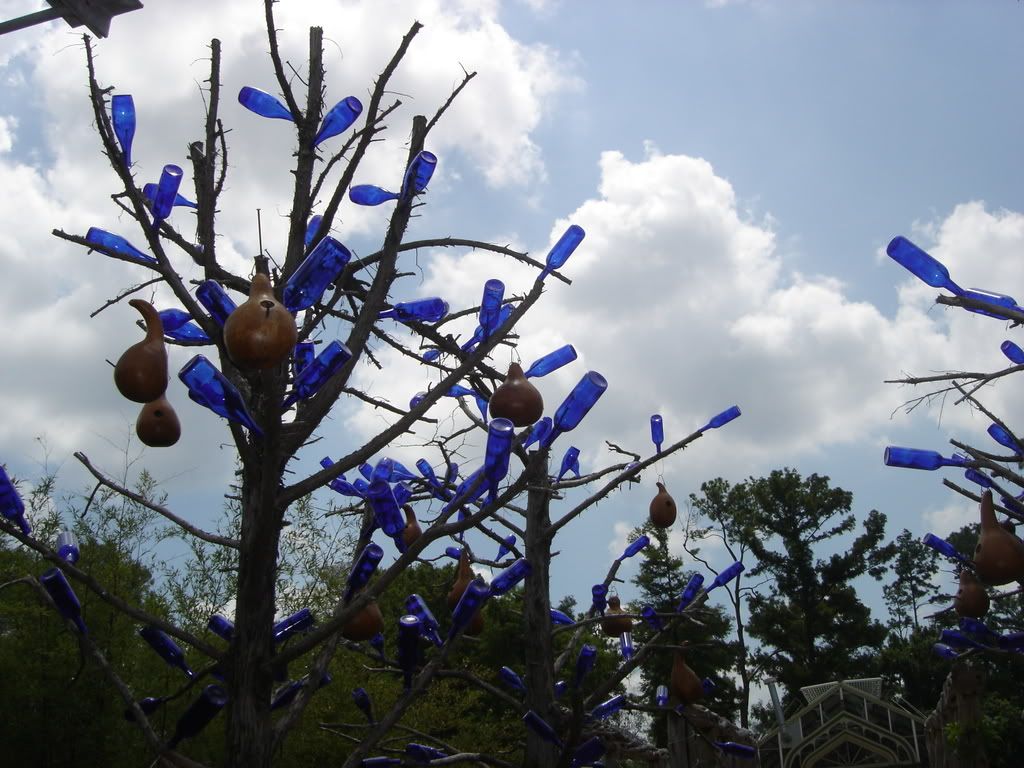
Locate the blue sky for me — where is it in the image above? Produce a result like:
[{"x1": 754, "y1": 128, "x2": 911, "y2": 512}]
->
[{"x1": 0, "y1": 0, "x2": 1022, "y2": 694}]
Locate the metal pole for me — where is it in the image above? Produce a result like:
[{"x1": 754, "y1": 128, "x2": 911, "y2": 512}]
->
[{"x1": 0, "y1": 8, "x2": 63, "y2": 36}]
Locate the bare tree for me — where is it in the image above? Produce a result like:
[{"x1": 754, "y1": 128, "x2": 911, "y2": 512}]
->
[{"x1": 0, "y1": 6, "x2": 749, "y2": 767}]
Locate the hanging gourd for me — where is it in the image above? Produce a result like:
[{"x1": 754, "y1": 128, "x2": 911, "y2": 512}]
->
[
  {"x1": 649, "y1": 481, "x2": 677, "y2": 529},
  {"x1": 670, "y1": 650, "x2": 704, "y2": 705},
  {"x1": 341, "y1": 598, "x2": 384, "y2": 642},
  {"x1": 114, "y1": 299, "x2": 169, "y2": 403},
  {"x1": 600, "y1": 594, "x2": 632, "y2": 637},
  {"x1": 488, "y1": 362, "x2": 543, "y2": 427},
  {"x1": 953, "y1": 568, "x2": 989, "y2": 619},
  {"x1": 447, "y1": 550, "x2": 484, "y2": 636},
  {"x1": 401, "y1": 505, "x2": 422, "y2": 549},
  {"x1": 973, "y1": 490, "x2": 1024, "y2": 585},
  {"x1": 223, "y1": 257, "x2": 297, "y2": 370},
  {"x1": 136, "y1": 396, "x2": 181, "y2": 447}
]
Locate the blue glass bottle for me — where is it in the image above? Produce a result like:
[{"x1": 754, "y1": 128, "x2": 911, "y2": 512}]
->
[
  {"x1": 650, "y1": 415, "x2": 664, "y2": 453},
  {"x1": 499, "y1": 666, "x2": 527, "y2": 693},
  {"x1": 349, "y1": 185, "x2": 400, "y2": 206},
  {"x1": 168, "y1": 685, "x2": 228, "y2": 747},
  {"x1": 490, "y1": 558, "x2": 531, "y2": 596},
  {"x1": 884, "y1": 446, "x2": 968, "y2": 471},
  {"x1": 139, "y1": 626, "x2": 194, "y2": 677},
  {"x1": 195, "y1": 280, "x2": 237, "y2": 326},
  {"x1": 345, "y1": 543, "x2": 384, "y2": 600},
  {"x1": 987, "y1": 423, "x2": 1023, "y2": 453},
  {"x1": 320, "y1": 457, "x2": 364, "y2": 498},
  {"x1": 591, "y1": 584, "x2": 608, "y2": 613},
  {"x1": 964, "y1": 469, "x2": 994, "y2": 488},
  {"x1": 706, "y1": 562, "x2": 744, "y2": 592},
  {"x1": 932, "y1": 642, "x2": 960, "y2": 660},
  {"x1": 449, "y1": 580, "x2": 490, "y2": 639},
  {"x1": 371, "y1": 459, "x2": 394, "y2": 484},
  {"x1": 617, "y1": 535, "x2": 649, "y2": 562},
  {"x1": 294, "y1": 342, "x2": 315, "y2": 376},
  {"x1": 522, "y1": 711, "x2": 563, "y2": 747},
  {"x1": 273, "y1": 608, "x2": 315, "y2": 644},
  {"x1": 406, "y1": 743, "x2": 447, "y2": 762},
  {"x1": 699, "y1": 405, "x2": 741, "y2": 432},
  {"x1": 677, "y1": 573, "x2": 705, "y2": 611},
  {"x1": 444, "y1": 546, "x2": 462, "y2": 560},
  {"x1": 1001, "y1": 340, "x2": 1024, "y2": 365},
  {"x1": 40, "y1": 568, "x2": 87, "y2": 634},
  {"x1": 352, "y1": 687, "x2": 374, "y2": 723},
  {"x1": 886, "y1": 236, "x2": 963, "y2": 294},
  {"x1": 572, "y1": 736, "x2": 606, "y2": 765},
  {"x1": 557, "y1": 446, "x2": 581, "y2": 481},
  {"x1": 393, "y1": 483, "x2": 413, "y2": 507},
  {"x1": 378, "y1": 297, "x2": 449, "y2": 324},
  {"x1": 574, "y1": 644, "x2": 596, "y2": 687},
  {"x1": 305, "y1": 215, "x2": 323, "y2": 248},
  {"x1": 56, "y1": 530, "x2": 80, "y2": 563},
  {"x1": 401, "y1": 151, "x2": 438, "y2": 198},
  {"x1": 207, "y1": 615, "x2": 234, "y2": 642},
  {"x1": 958, "y1": 287, "x2": 1020, "y2": 319},
  {"x1": 714, "y1": 742, "x2": 757, "y2": 759},
  {"x1": 270, "y1": 673, "x2": 332, "y2": 710},
  {"x1": 283, "y1": 236, "x2": 353, "y2": 312},
  {"x1": 404, "y1": 594, "x2": 443, "y2": 647},
  {"x1": 238, "y1": 86, "x2": 294, "y2": 121},
  {"x1": 939, "y1": 629, "x2": 989, "y2": 651},
  {"x1": 496, "y1": 534, "x2": 516, "y2": 561},
  {"x1": 85, "y1": 228, "x2": 156, "y2": 265},
  {"x1": 484, "y1": 418, "x2": 515, "y2": 500},
  {"x1": 479, "y1": 279, "x2": 505, "y2": 337},
  {"x1": 151, "y1": 164, "x2": 184, "y2": 226},
  {"x1": 619, "y1": 632, "x2": 634, "y2": 660},
  {"x1": 111, "y1": 94, "x2": 135, "y2": 167},
  {"x1": 543, "y1": 371, "x2": 608, "y2": 447},
  {"x1": 282, "y1": 340, "x2": 353, "y2": 408},
  {"x1": 641, "y1": 605, "x2": 663, "y2": 632},
  {"x1": 366, "y1": 481, "x2": 405, "y2": 538},
  {"x1": 397, "y1": 614, "x2": 422, "y2": 689},
  {"x1": 554, "y1": 680, "x2": 567, "y2": 699},
  {"x1": 524, "y1": 345, "x2": 577, "y2": 378},
  {"x1": 655, "y1": 685, "x2": 669, "y2": 707},
  {"x1": 158, "y1": 310, "x2": 210, "y2": 343},
  {"x1": 537, "y1": 224, "x2": 585, "y2": 282},
  {"x1": 142, "y1": 183, "x2": 197, "y2": 209},
  {"x1": 920, "y1": 533, "x2": 971, "y2": 565},
  {"x1": 589, "y1": 694, "x2": 626, "y2": 721},
  {"x1": 313, "y1": 96, "x2": 363, "y2": 147},
  {"x1": 550, "y1": 608, "x2": 575, "y2": 626},
  {"x1": 123, "y1": 696, "x2": 166, "y2": 721},
  {"x1": 179, "y1": 355, "x2": 263, "y2": 435},
  {"x1": 0, "y1": 465, "x2": 29, "y2": 536}
]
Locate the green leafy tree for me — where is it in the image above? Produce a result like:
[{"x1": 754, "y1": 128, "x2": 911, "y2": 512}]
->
[
  {"x1": 728, "y1": 469, "x2": 895, "y2": 708},
  {"x1": 883, "y1": 528, "x2": 939, "y2": 639}
]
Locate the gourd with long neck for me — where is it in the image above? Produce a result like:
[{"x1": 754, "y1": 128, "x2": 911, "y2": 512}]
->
[
  {"x1": 600, "y1": 594, "x2": 632, "y2": 637},
  {"x1": 114, "y1": 299, "x2": 168, "y2": 403},
  {"x1": 401, "y1": 505, "x2": 422, "y2": 549},
  {"x1": 447, "y1": 550, "x2": 484, "y2": 636},
  {"x1": 973, "y1": 490, "x2": 1024, "y2": 585},
  {"x1": 341, "y1": 598, "x2": 384, "y2": 641},
  {"x1": 953, "y1": 568, "x2": 990, "y2": 619},
  {"x1": 223, "y1": 257, "x2": 297, "y2": 370},
  {"x1": 488, "y1": 362, "x2": 543, "y2": 427},
  {"x1": 649, "y1": 481, "x2": 677, "y2": 529},
  {"x1": 670, "y1": 650, "x2": 704, "y2": 705},
  {"x1": 136, "y1": 395, "x2": 181, "y2": 447}
]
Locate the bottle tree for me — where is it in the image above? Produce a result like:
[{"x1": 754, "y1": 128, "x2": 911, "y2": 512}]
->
[
  {"x1": 0, "y1": 6, "x2": 751, "y2": 768},
  {"x1": 882, "y1": 235, "x2": 1024, "y2": 661}
]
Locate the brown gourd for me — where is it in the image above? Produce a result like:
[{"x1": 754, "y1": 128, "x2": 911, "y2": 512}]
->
[
  {"x1": 402, "y1": 504, "x2": 423, "y2": 549},
  {"x1": 973, "y1": 490, "x2": 1024, "y2": 585},
  {"x1": 670, "y1": 650, "x2": 704, "y2": 705},
  {"x1": 136, "y1": 396, "x2": 181, "y2": 447},
  {"x1": 223, "y1": 259, "x2": 297, "y2": 370},
  {"x1": 953, "y1": 569, "x2": 990, "y2": 619},
  {"x1": 341, "y1": 598, "x2": 384, "y2": 641},
  {"x1": 649, "y1": 481, "x2": 677, "y2": 529},
  {"x1": 600, "y1": 594, "x2": 632, "y2": 637},
  {"x1": 488, "y1": 362, "x2": 543, "y2": 427},
  {"x1": 447, "y1": 550, "x2": 484, "y2": 636},
  {"x1": 114, "y1": 299, "x2": 168, "y2": 403}
]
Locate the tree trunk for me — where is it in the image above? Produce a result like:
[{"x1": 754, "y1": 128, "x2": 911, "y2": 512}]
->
[{"x1": 521, "y1": 449, "x2": 559, "y2": 768}]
